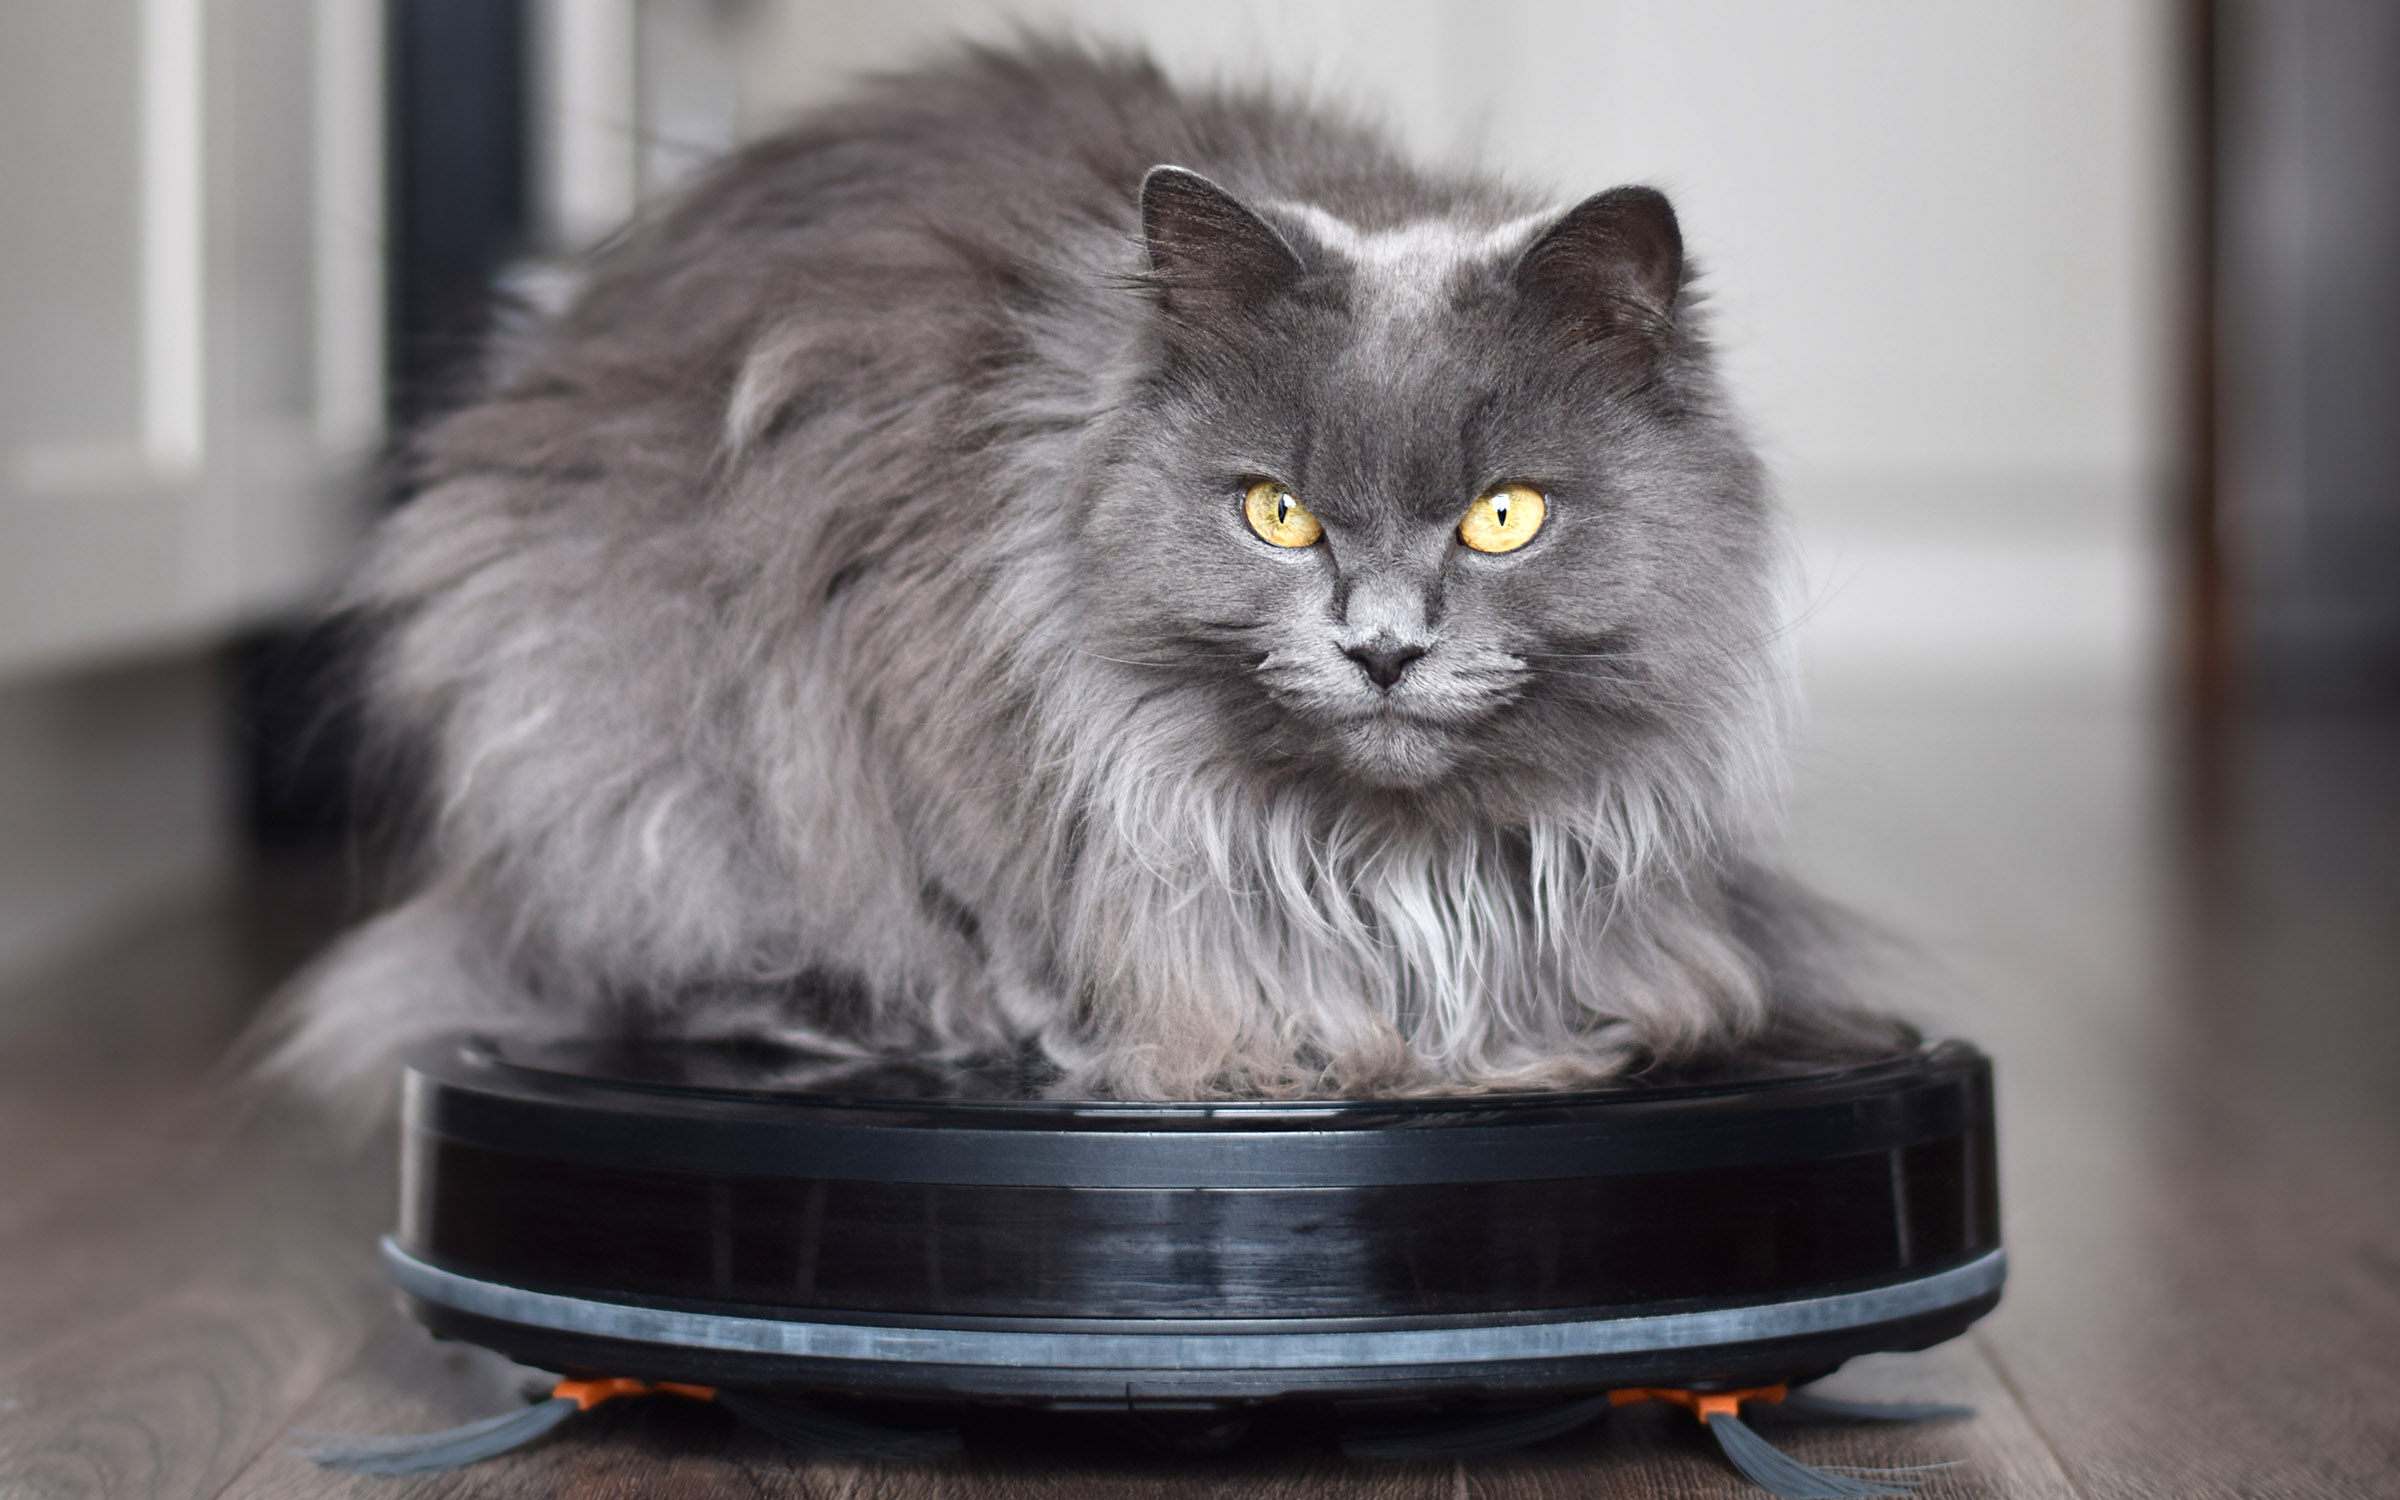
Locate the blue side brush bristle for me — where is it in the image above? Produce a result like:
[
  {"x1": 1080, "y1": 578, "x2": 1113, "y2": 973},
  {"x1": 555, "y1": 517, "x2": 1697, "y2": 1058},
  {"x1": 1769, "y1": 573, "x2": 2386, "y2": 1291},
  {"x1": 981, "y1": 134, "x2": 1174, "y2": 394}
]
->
[
  {"x1": 292, "y1": 1396, "x2": 581, "y2": 1475},
  {"x1": 1706, "y1": 1412, "x2": 1919, "y2": 1499},
  {"x1": 1776, "y1": 1391, "x2": 1976, "y2": 1423}
]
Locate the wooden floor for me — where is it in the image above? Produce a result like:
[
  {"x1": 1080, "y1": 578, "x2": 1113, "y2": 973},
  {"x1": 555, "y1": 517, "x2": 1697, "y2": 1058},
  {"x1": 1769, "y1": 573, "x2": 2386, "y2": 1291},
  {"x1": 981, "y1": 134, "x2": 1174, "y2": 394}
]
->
[{"x1": 3, "y1": 694, "x2": 2395, "y2": 1498}]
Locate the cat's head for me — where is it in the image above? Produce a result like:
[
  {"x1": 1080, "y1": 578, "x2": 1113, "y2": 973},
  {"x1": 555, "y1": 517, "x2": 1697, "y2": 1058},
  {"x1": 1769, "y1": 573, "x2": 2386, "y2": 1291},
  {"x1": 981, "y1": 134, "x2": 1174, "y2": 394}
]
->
[{"x1": 1075, "y1": 168, "x2": 1787, "y2": 825}]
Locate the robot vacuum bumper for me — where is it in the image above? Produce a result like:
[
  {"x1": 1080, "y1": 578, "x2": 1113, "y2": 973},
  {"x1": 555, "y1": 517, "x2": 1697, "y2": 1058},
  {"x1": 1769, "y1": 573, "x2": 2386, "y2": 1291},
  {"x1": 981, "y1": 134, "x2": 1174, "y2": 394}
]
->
[{"x1": 391, "y1": 1038, "x2": 2002, "y2": 1408}]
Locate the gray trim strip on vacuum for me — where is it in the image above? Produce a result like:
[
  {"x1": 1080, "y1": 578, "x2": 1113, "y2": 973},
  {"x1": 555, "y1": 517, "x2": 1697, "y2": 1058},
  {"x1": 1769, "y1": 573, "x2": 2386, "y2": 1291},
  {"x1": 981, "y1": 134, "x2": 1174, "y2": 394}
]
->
[{"x1": 382, "y1": 1241, "x2": 2006, "y2": 1371}]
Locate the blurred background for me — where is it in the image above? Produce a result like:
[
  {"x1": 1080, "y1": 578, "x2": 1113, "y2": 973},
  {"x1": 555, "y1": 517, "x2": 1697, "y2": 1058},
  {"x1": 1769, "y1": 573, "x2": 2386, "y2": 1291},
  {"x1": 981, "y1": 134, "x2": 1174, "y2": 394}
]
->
[{"x1": 0, "y1": 0, "x2": 2391, "y2": 1008}]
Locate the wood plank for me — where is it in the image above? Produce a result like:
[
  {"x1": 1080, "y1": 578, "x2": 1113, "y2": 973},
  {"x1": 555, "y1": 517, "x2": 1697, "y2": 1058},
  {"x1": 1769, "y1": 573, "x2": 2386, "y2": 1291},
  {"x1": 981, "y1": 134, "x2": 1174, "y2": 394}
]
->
[
  {"x1": 0, "y1": 862, "x2": 392, "y2": 1500},
  {"x1": 0, "y1": 1105, "x2": 384, "y2": 1368},
  {"x1": 0, "y1": 1107, "x2": 391, "y2": 1500},
  {"x1": 0, "y1": 859, "x2": 361, "y2": 1237},
  {"x1": 1791, "y1": 706, "x2": 2400, "y2": 1498}
]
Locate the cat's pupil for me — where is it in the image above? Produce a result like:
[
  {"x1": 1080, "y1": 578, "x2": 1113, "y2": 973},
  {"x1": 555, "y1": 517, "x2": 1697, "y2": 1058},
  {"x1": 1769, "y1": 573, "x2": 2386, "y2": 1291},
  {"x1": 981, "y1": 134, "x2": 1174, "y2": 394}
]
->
[
  {"x1": 1277, "y1": 493, "x2": 1293, "y2": 524},
  {"x1": 1494, "y1": 496, "x2": 1511, "y2": 526}
]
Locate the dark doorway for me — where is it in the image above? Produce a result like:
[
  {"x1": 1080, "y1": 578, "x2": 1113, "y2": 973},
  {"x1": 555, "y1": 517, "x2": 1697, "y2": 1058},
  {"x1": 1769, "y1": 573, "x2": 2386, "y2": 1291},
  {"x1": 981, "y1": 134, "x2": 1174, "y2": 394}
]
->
[{"x1": 231, "y1": 0, "x2": 531, "y2": 856}]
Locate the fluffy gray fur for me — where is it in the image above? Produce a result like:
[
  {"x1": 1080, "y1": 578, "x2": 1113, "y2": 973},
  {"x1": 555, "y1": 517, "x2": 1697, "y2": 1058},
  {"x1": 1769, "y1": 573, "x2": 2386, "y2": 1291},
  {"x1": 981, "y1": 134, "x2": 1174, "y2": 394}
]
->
[{"x1": 274, "y1": 41, "x2": 1909, "y2": 1105}]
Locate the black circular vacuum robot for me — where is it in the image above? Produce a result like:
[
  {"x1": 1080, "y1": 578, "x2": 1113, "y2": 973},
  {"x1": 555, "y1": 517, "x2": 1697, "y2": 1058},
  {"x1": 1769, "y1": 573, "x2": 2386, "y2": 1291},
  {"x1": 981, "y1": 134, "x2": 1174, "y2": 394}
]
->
[{"x1": 390, "y1": 1037, "x2": 2002, "y2": 1409}]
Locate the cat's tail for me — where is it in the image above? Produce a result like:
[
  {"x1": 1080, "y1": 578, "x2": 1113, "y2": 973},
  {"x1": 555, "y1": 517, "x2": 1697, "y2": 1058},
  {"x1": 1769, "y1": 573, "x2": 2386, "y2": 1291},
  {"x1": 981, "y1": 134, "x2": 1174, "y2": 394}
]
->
[
  {"x1": 232, "y1": 883, "x2": 548, "y2": 1144},
  {"x1": 1726, "y1": 862, "x2": 1930, "y2": 1067}
]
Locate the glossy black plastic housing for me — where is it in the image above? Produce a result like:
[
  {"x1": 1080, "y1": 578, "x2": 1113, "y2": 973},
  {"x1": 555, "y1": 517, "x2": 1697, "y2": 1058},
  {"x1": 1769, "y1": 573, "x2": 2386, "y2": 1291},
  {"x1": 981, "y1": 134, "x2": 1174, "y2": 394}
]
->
[{"x1": 392, "y1": 1038, "x2": 2002, "y2": 1406}]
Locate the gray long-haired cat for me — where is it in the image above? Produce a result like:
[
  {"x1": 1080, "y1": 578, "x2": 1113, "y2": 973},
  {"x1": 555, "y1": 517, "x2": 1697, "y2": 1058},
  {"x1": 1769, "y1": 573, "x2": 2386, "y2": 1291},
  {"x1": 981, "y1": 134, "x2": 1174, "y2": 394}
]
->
[{"x1": 278, "y1": 42, "x2": 1911, "y2": 1106}]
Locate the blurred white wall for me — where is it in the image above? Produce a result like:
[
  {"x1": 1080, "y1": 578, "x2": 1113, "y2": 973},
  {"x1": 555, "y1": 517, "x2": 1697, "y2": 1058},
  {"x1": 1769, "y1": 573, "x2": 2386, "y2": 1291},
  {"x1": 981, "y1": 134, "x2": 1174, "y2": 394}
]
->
[
  {"x1": 0, "y1": 0, "x2": 381, "y2": 685},
  {"x1": 716, "y1": 0, "x2": 2179, "y2": 698},
  {"x1": 0, "y1": 660, "x2": 227, "y2": 982},
  {"x1": 0, "y1": 0, "x2": 382, "y2": 982}
]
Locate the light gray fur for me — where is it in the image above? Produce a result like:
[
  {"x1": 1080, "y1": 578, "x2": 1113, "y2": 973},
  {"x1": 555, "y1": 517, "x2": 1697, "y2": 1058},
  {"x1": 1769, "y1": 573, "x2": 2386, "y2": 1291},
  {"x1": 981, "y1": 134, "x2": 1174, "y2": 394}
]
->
[{"x1": 268, "y1": 42, "x2": 1909, "y2": 1109}]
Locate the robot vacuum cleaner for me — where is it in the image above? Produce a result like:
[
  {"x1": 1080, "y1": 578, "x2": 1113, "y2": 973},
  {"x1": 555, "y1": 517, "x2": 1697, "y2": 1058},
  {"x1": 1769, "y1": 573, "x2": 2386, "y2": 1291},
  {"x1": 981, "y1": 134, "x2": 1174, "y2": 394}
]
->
[{"x1": 385, "y1": 1036, "x2": 2002, "y2": 1410}]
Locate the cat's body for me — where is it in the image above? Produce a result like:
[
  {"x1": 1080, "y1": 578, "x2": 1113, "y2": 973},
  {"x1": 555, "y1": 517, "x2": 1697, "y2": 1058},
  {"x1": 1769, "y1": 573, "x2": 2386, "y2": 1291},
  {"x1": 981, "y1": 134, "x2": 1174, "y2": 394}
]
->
[{"x1": 282, "y1": 43, "x2": 1909, "y2": 1104}]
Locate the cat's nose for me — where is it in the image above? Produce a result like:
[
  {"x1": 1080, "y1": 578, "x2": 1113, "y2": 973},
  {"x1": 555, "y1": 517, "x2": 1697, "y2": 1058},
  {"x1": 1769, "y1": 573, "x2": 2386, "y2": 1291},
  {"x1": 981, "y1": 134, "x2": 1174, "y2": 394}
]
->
[{"x1": 1345, "y1": 639, "x2": 1426, "y2": 689}]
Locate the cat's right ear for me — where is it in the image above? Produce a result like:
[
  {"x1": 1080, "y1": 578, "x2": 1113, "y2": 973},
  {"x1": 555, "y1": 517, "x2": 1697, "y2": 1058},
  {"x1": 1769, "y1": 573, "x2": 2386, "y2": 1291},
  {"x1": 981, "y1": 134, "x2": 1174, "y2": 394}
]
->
[{"x1": 1138, "y1": 166, "x2": 1306, "y2": 318}]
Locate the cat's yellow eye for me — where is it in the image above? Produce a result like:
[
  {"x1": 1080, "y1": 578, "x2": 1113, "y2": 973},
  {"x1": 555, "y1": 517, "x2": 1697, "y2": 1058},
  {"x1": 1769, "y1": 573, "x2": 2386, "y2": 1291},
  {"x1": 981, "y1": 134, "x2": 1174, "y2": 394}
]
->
[
  {"x1": 1459, "y1": 484, "x2": 1547, "y2": 554},
  {"x1": 1243, "y1": 480, "x2": 1322, "y2": 548}
]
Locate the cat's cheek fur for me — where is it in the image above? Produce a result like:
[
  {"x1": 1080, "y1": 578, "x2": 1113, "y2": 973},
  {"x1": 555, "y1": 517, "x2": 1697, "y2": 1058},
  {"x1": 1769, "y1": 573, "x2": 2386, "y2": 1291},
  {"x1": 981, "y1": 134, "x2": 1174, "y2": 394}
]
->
[{"x1": 261, "y1": 41, "x2": 1916, "y2": 1117}]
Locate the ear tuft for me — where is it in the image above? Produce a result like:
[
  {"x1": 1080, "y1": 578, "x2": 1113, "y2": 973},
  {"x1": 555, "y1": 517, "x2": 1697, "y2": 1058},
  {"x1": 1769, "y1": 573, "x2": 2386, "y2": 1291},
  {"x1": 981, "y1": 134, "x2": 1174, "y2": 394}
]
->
[
  {"x1": 1513, "y1": 186, "x2": 1683, "y2": 340},
  {"x1": 1138, "y1": 166, "x2": 1305, "y2": 314}
]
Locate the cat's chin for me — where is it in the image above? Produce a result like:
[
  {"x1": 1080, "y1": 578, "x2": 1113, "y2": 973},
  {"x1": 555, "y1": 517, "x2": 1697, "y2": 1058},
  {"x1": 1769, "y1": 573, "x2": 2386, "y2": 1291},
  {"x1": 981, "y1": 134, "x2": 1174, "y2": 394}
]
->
[{"x1": 1325, "y1": 715, "x2": 1466, "y2": 789}]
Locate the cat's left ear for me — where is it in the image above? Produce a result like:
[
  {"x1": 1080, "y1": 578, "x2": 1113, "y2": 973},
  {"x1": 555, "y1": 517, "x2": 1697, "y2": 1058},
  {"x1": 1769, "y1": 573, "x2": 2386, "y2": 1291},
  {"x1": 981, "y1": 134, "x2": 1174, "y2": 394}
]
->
[
  {"x1": 1139, "y1": 166, "x2": 1307, "y2": 317},
  {"x1": 1513, "y1": 186, "x2": 1683, "y2": 342}
]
